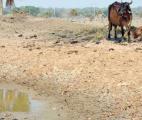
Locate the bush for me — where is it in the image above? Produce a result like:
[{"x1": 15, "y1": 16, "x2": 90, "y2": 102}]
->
[
  {"x1": 70, "y1": 9, "x2": 78, "y2": 17},
  {"x1": 19, "y1": 6, "x2": 40, "y2": 16}
]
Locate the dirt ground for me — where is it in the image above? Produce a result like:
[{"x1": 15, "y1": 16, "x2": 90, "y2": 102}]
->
[{"x1": 0, "y1": 15, "x2": 142, "y2": 120}]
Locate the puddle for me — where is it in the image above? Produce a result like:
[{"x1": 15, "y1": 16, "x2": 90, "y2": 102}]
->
[
  {"x1": 0, "y1": 88, "x2": 63, "y2": 120},
  {"x1": 0, "y1": 89, "x2": 43, "y2": 112}
]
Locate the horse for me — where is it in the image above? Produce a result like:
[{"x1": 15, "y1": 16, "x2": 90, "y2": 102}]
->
[{"x1": 108, "y1": 1, "x2": 133, "y2": 42}]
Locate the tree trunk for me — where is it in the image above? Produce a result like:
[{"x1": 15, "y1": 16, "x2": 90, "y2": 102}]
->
[
  {"x1": 6, "y1": 0, "x2": 15, "y2": 9},
  {"x1": 0, "y1": 0, "x2": 3, "y2": 15}
]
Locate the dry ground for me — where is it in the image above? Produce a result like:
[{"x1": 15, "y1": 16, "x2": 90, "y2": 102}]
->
[{"x1": 0, "y1": 15, "x2": 142, "y2": 120}]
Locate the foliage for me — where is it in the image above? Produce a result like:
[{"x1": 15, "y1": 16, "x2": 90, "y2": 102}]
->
[
  {"x1": 39, "y1": 8, "x2": 54, "y2": 17},
  {"x1": 70, "y1": 9, "x2": 78, "y2": 17},
  {"x1": 9, "y1": 6, "x2": 142, "y2": 18},
  {"x1": 78, "y1": 7, "x2": 95, "y2": 17},
  {"x1": 19, "y1": 6, "x2": 40, "y2": 16}
]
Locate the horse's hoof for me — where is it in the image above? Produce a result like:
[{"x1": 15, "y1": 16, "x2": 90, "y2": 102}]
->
[
  {"x1": 118, "y1": 40, "x2": 122, "y2": 43},
  {"x1": 108, "y1": 35, "x2": 111, "y2": 40},
  {"x1": 108, "y1": 37, "x2": 111, "y2": 40},
  {"x1": 128, "y1": 40, "x2": 131, "y2": 43}
]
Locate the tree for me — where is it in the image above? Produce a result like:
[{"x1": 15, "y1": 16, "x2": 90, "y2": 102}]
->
[
  {"x1": 6, "y1": 0, "x2": 15, "y2": 9},
  {"x1": 41, "y1": 9, "x2": 54, "y2": 17},
  {"x1": 70, "y1": 9, "x2": 78, "y2": 17},
  {"x1": 20, "y1": 6, "x2": 40, "y2": 16},
  {"x1": 0, "y1": 0, "x2": 3, "y2": 15}
]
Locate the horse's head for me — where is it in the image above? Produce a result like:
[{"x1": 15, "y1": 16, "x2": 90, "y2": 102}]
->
[{"x1": 119, "y1": 0, "x2": 133, "y2": 15}]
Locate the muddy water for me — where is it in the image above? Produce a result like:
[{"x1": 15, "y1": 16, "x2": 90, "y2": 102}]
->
[
  {"x1": 0, "y1": 89, "x2": 60, "y2": 120},
  {"x1": 0, "y1": 89, "x2": 30, "y2": 112}
]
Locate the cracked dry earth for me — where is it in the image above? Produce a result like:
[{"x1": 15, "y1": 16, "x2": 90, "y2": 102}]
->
[{"x1": 0, "y1": 15, "x2": 142, "y2": 120}]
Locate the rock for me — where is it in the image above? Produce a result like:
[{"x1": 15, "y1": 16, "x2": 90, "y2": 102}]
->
[
  {"x1": 70, "y1": 40, "x2": 79, "y2": 44},
  {"x1": 59, "y1": 34, "x2": 66, "y2": 38},
  {"x1": 96, "y1": 41, "x2": 101, "y2": 44},
  {"x1": 36, "y1": 47, "x2": 41, "y2": 50},
  {"x1": 51, "y1": 32, "x2": 55, "y2": 35},
  {"x1": 29, "y1": 34, "x2": 37, "y2": 39},
  {"x1": 0, "y1": 45, "x2": 5, "y2": 48},
  {"x1": 10, "y1": 17, "x2": 14, "y2": 19},
  {"x1": 54, "y1": 40, "x2": 60, "y2": 44},
  {"x1": 29, "y1": 48, "x2": 32, "y2": 51},
  {"x1": 61, "y1": 90, "x2": 69, "y2": 95},
  {"x1": 109, "y1": 48, "x2": 115, "y2": 51},
  {"x1": 135, "y1": 47, "x2": 142, "y2": 51},
  {"x1": 22, "y1": 82, "x2": 27, "y2": 84},
  {"x1": 67, "y1": 50, "x2": 78, "y2": 54},
  {"x1": 0, "y1": 118, "x2": 5, "y2": 120},
  {"x1": 39, "y1": 52, "x2": 43, "y2": 55},
  {"x1": 18, "y1": 34, "x2": 23, "y2": 37},
  {"x1": 93, "y1": 49, "x2": 97, "y2": 52}
]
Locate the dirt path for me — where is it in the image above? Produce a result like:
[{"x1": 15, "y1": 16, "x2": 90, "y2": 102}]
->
[{"x1": 0, "y1": 16, "x2": 142, "y2": 120}]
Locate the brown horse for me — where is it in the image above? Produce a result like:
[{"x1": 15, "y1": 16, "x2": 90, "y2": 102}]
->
[
  {"x1": 132, "y1": 26, "x2": 142, "y2": 39},
  {"x1": 108, "y1": 1, "x2": 133, "y2": 42}
]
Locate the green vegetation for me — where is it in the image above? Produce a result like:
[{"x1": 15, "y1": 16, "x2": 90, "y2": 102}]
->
[
  {"x1": 70, "y1": 9, "x2": 78, "y2": 17},
  {"x1": 13, "y1": 6, "x2": 40, "y2": 16},
  {"x1": 9, "y1": 6, "x2": 142, "y2": 18},
  {"x1": 80, "y1": 27, "x2": 107, "y2": 42},
  {"x1": 8, "y1": 6, "x2": 142, "y2": 42},
  {"x1": 10, "y1": 6, "x2": 106, "y2": 17}
]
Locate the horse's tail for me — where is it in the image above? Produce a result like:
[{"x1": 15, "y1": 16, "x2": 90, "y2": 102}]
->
[{"x1": 108, "y1": 4, "x2": 112, "y2": 22}]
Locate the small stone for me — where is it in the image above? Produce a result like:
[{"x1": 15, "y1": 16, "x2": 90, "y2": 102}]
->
[
  {"x1": 51, "y1": 32, "x2": 55, "y2": 35},
  {"x1": 39, "y1": 52, "x2": 43, "y2": 54},
  {"x1": 18, "y1": 34, "x2": 23, "y2": 37},
  {"x1": 96, "y1": 41, "x2": 101, "y2": 44},
  {"x1": 30, "y1": 34, "x2": 37, "y2": 39},
  {"x1": 0, "y1": 118, "x2": 5, "y2": 120},
  {"x1": 70, "y1": 40, "x2": 78, "y2": 44},
  {"x1": 22, "y1": 82, "x2": 26, "y2": 84},
  {"x1": 29, "y1": 48, "x2": 32, "y2": 51},
  {"x1": 36, "y1": 47, "x2": 41, "y2": 50},
  {"x1": 10, "y1": 17, "x2": 14, "y2": 19},
  {"x1": 93, "y1": 49, "x2": 97, "y2": 52},
  {"x1": 1, "y1": 45, "x2": 5, "y2": 48},
  {"x1": 67, "y1": 50, "x2": 78, "y2": 54},
  {"x1": 33, "y1": 34, "x2": 37, "y2": 38},
  {"x1": 109, "y1": 48, "x2": 115, "y2": 51},
  {"x1": 135, "y1": 47, "x2": 142, "y2": 51}
]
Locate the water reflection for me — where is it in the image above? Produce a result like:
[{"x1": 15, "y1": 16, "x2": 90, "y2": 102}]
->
[{"x1": 0, "y1": 89, "x2": 30, "y2": 112}]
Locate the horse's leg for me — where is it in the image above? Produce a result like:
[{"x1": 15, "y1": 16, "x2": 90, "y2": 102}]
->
[
  {"x1": 114, "y1": 25, "x2": 117, "y2": 39},
  {"x1": 121, "y1": 26, "x2": 125, "y2": 42},
  {"x1": 108, "y1": 22, "x2": 112, "y2": 39},
  {"x1": 127, "y1": 27, "x2": 131, "y2": 43}
]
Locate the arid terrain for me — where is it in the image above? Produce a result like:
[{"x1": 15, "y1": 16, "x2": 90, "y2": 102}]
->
[{"x1": 0, "y1": 15, "x2": 142, "y2": 120}]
